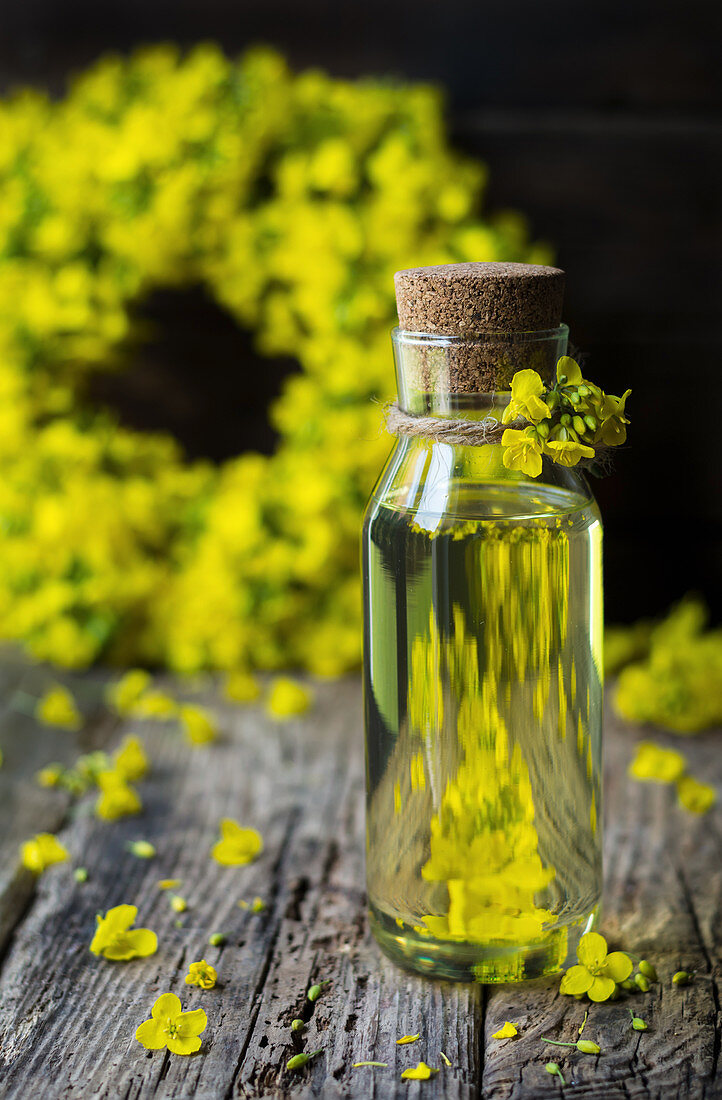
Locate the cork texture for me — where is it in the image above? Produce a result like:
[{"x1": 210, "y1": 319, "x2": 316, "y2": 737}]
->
[{"x1": 393, "y1": 262, "x2": 566, "y2": 392}]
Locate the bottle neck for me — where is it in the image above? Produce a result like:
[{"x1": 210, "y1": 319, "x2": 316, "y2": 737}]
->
[{"x1": 392, "y1": 325, "x2": 569, "y2": 416}]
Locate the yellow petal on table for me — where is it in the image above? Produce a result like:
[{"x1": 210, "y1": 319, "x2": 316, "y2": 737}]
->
[
  {"x1": 677, "y1": 774, "x2": 716, "y2": 815},
  {"x1": 491, "y1": 1022, "x2": 518, "y2": 1039},
  {"x1": 629, "y1": 741, "x2": 686, "y2": 783},
  {"x1": 396, "y1": 1034, "x2": 420, "y2": 1045},
  {"x1": 401, "y1": 1062, "x2": 439, "y2": 1080}
]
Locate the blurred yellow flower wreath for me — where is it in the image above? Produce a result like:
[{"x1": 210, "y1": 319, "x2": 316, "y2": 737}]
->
[{"x1": 0, "y1": 44, "x2": 549, "y2": 675}]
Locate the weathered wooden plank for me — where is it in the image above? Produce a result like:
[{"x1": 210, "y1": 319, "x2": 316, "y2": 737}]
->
[
  {"x1": 0, "y1": 661, "x2": 118, "y2": 957},
  {"x1": 0, "y1": 674, "x2": 719, "y2": 1098},
  {"x1": 482, "y1": 708, "x2": 722, "y2": 1099},
  {"x1": 0, "y1": 677, "x2": 482, "y2": 1098}
]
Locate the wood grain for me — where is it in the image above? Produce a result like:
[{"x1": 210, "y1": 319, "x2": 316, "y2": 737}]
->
[{"x1": 0, "y1": 672, "x2": 718, "y2": 1098}]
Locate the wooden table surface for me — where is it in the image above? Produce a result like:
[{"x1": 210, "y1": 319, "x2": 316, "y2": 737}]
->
[{"x1": 0, "y1": 659, "x2": 719, "y2": 1099}]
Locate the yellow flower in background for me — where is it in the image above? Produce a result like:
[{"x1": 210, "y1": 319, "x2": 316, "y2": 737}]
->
[
  {"x1": 20, "y1": 832, "x2": 68, "y2": 874},
  {"x1": 265, "y1": 678, "x2": 313, "y2": 720},
  {"x1": 0, "y1": 45, "x2": 548, "y2": 678},
  {"x1": 95, "y1": 770, "x2": 142, "y2": 820},
  {"x1": 90, "y1": 904, "x2": 157, "y2": 960},
  {"x1": 211, "y1": 818, "x2": 263, "y2": 866},
  {"x1": 179, "y1": 704, "x2": 218, "y2": 746},
  {"x1": 185, "y1": 959, "x2": 217, "y2": 989},
  {"x1": 113, "y1": 735, "x2": 149, "y2": 782},
  {"x1": 224, "y1": 670, "x2": 261, "y2": 704},
  {"x1": 35, "y1": 686, "x2": 81, "y2": 730},
  {"x1": 676, "y1": 775, "x2": 716, "y2": 815},
  {"x1": 500, "y1": 429, "x2": 543, "y2": 478},
  {"x1": 628, "y1": 741, "x2": 686, "y2": 783},
  {"x1": 560, "y1": 932, "x2": 632, "y2": 1002},
  {"x1": 135, "y1": 993, "x2": 207, "y2": 1054},
  {"x1": 502, "y1": 369, "x2": 550, "y2": 424},
  {"x1": 130, "y1": 691, "x2": 179, "y2": 720},
  {"x1": 107, "y1": 671, "x2": 152, "y2": 714}
]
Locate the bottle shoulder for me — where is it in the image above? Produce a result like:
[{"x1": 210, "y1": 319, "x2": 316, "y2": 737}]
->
[{"x1": 364, "y1": 439, "x2": 600, "y2": 528}]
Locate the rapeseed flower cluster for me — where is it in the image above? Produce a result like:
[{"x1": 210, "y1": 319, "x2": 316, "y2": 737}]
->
[
  {"x1": 501, "y1": 358, "x2": 631, "y2": 478},
  {"x1": 0, "y1": 44, "x2": 547, "y2": 677},
  {"x1": 612, "y1": 596, "x2": 722, "y2": 733}
]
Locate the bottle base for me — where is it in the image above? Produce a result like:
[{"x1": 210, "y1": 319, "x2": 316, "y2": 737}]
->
[{"x1": 368, "y1": 903, "x2": 600, "y2": 983}]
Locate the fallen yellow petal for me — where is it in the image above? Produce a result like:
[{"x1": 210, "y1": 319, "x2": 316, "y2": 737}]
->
[
  {"x1": 396, "y1": 1034, "x2": 420, "y2": 1045},
  {"x1": 401, "y1": 1062, "x2": 439, "y2": 1080},
  {"x1": 492, "y1": 1021, "x2": 518, "y2": 1039}
]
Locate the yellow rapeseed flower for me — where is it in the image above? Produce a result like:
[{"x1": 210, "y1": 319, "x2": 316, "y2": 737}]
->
[
  {"x1": 106, "y1": 670, "x2": 151, "y2": 714},
  {"x1": 130, "y1": 691, "x2": 179, "y2": 720},
  {"x1": 560, "y1": 932, "x2": 632, "y2": 1002},
  {"x1": 211, "y1": 818, "x2": 263, "y2": 866},
  {"x1": 543, "y1": 439, "x2": 595, "y2": 467},
  {"x1": 676, "y1": 774, "x2": 716, "y2": 815},
  {"x1": 20, "y1": 832, "x2": 69, "y2": 873},
  {"x1": 90, "y1": 904, "x2": 157, "y2": 960},
  {"x1": 95, "y1": 770, "x2": 142, "y2": 820},
  {"x1": 113, "y1": 735, "x2": 149, "y2": 781},
  {"x1": 224, "y1": 670, "x2": 261, "y2": 703},
  {"x1": 135, "y1": 992, "x2": 207, "y2": 1055},
  {"x1": 628, "y1": 742, "x2": 686, "y2": 783},
  {"x1": 502, "y1": 369, "x2": 550, "y2": 424},
  {"x1": 500, "y1": 428, "x2": 543, "y2": 478},
  {"x1": 265, "y1": 677, "x2": 313, "y2": 719},
  {"x1": 35, "y1": 686, "x2": 81, "y2": 730},
  {"x1": 179, "y1": 704, "x2": 218, "y2": 746},
  {"x1": 185, "y1": 959, "x2": 217, "y2": 989}
]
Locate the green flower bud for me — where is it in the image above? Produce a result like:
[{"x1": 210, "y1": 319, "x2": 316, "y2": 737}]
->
[
  {"x1": 557, "y1": 374, "x2": 567, "y2": 385},
  {"x1": 621, "y1": 978, "x2": 636, "y2": 991},
  {"x1": 573, "y1": 416, "x2": 586, "y2": 435},
  {"x1": 560, "y1": 413, "x2": 572, "y2": 427},
  {"x1": 576, "y1": 1040, "x2": 601, "y2": 1054},
  {"x1": 569, "y1": 391, "x2": 581, "y2": 405},
  {"x1": 307, "y1": 980, "x2": 329, "y2": 1002},
  {"x1": 584, "y1": 415, "x2": 597, "y2": 431},
  {"x1": 630, "y1": 1011, "x2": 648, "y2": 1031},
  {"x1": 673, "y1": 970, "x2": 692, "y2": 986},
  {"x1": 536, "y1": 421, "x2": 550, "y2": 439},
  {"x1": 287, "y1": 1049, "x2": 321, "y2": 1070},
  {"x1": 73, "y1": 867, "x2": 88, "y2": 883},
  {"x1": 208, "y1": 932, "x2": 225, "y2": 947},
  {"x1": 545, "y1": 1062, "x2": 565, "y2": 1084},
  {"x1": 634, "y1": 973, "x2": 650, "y2": 993},
  {"x1": 638, "y1": 960, "x2": 657, "y2": 981},
  {"x1": 578, "y1": 384, "x2": 589, "y2": 396},
  {"x1": 128, "y1": 840, "x2": 156, "y2": 859},
  {"x1": 291, "y1": 1019, "x2": 305, "y2": 1032},
  {"x1": 546, "y1": 391, "x2": 560, "y2": 411}
]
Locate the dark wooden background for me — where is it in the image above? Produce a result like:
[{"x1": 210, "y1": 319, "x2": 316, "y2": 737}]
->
[{"x1": 1, "y1": 0, "x2": 721, "y2": 622}]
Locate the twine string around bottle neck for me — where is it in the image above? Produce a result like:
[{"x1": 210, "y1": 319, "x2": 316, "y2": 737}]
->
[
  {"x1": 384, "y1": 402, "x2": 523, "y2": 447},
  {"x1": 383, "y1": 401, "x2": 613, "y2": 467}
]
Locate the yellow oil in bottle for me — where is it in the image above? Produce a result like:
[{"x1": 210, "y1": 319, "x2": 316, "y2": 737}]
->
[{"x1": 363, "y1": 470, "x2": 603, "y2": 982}]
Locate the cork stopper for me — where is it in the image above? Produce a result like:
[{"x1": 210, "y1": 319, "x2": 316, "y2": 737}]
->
[{"x1": 393, "y1": 262, "x2": 566, "y2": 393}]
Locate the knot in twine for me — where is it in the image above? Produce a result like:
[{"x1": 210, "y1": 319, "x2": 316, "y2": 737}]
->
[{"x1": 384, "y1": 402, "x2": 525, "y2": 446}]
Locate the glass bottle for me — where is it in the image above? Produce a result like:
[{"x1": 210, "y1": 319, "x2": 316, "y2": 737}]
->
[{"x1": 362, "y1": 265, "x2": 603, "y2": 983}]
